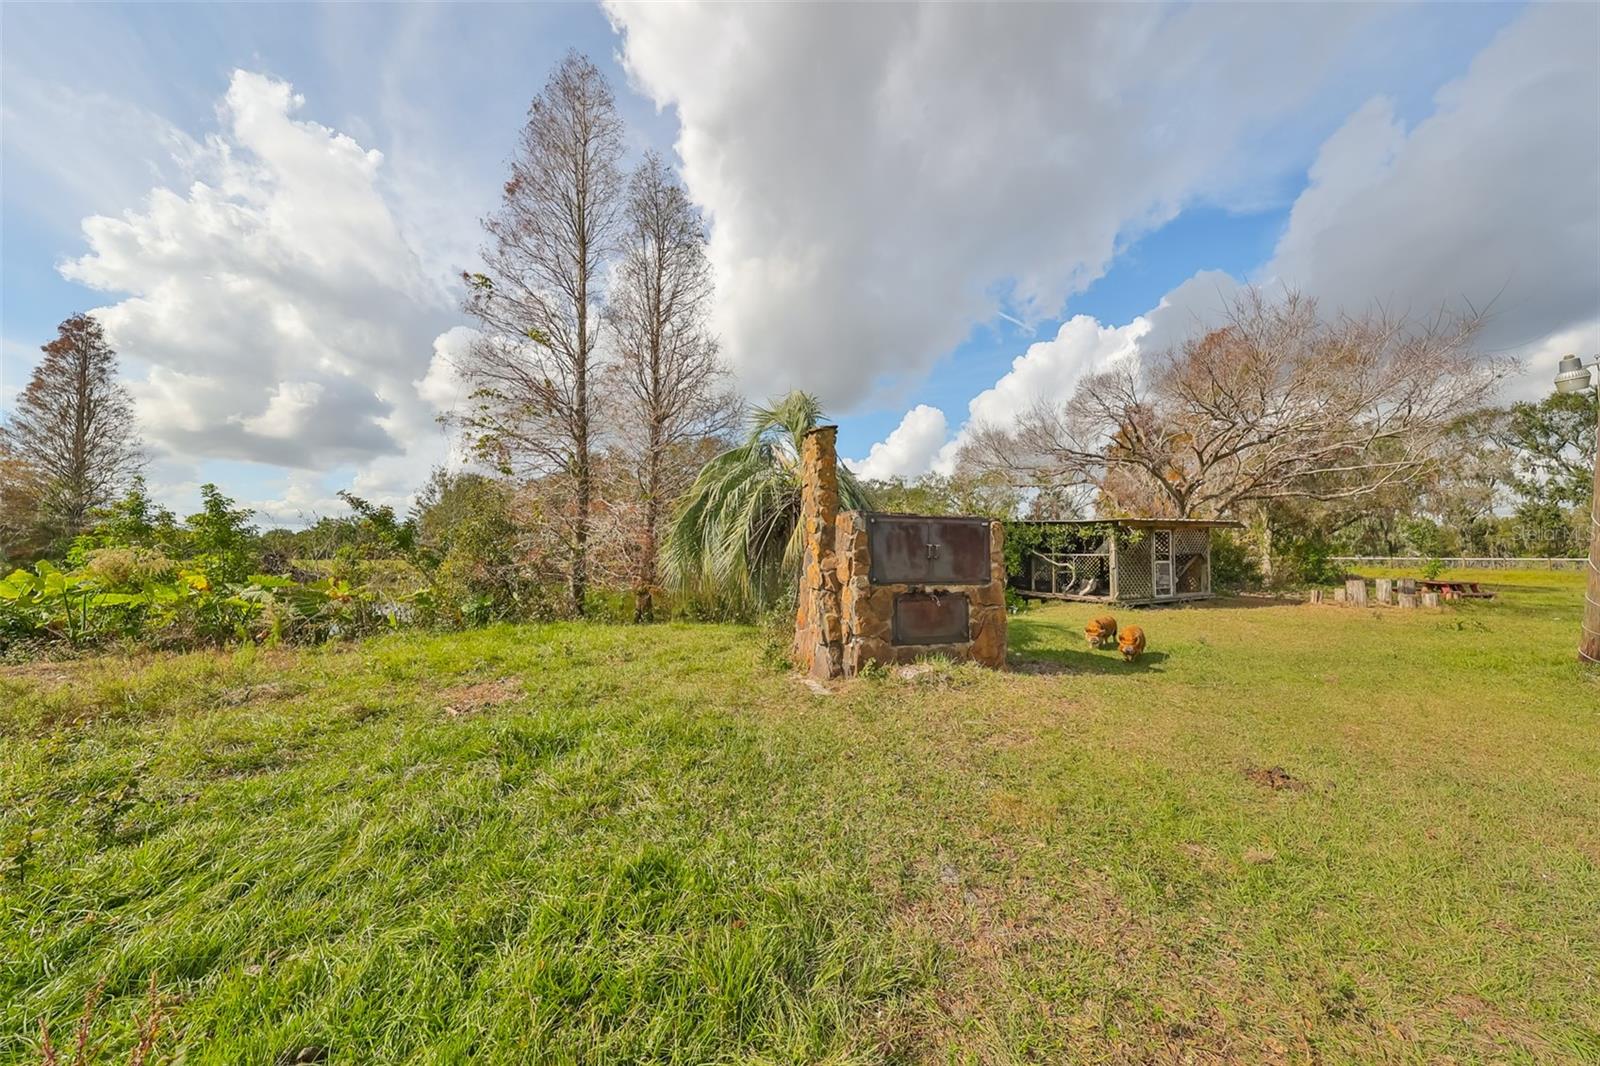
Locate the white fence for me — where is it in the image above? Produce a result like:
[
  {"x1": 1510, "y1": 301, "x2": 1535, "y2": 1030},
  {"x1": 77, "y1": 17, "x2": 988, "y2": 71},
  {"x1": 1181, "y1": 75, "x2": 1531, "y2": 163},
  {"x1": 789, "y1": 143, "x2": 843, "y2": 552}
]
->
[{"x1": 1332, "y1": 556, "x2": 1586, "y2": 571}]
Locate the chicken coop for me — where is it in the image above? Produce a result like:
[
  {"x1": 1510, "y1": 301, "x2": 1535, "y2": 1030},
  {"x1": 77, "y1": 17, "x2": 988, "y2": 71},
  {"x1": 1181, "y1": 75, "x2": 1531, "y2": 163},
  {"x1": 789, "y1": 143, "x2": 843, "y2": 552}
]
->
[{"x1": 1009, "y1": 518, "x2": 1241, "y2": 606}]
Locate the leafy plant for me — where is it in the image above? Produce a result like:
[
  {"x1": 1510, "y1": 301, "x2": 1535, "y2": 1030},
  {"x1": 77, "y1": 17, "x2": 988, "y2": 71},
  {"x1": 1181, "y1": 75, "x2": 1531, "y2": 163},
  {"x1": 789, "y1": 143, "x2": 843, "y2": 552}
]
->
[
  {"x1": 1209, "y1": 530, "x2": 1260, "y2": 592},
  {"x1": 1268, "y1": 526, "x2": 1343, "y2": 588},
  {"x1": 0, "y1": 559, "x2": 389, "y2": 653},
  {"x1": 183, "y1": 485, "x2": 260, "y2": 584},
  {"x1": 0, "y1": 562, "x2": 143, "y2": 644}
]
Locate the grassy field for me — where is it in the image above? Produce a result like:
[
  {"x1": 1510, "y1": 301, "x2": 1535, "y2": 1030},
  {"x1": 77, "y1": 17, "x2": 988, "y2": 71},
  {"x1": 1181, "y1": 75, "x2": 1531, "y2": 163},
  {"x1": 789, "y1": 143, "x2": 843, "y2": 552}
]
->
[{"x1": 2, "y1": 570, "x2": 1596, "y2": 1064}]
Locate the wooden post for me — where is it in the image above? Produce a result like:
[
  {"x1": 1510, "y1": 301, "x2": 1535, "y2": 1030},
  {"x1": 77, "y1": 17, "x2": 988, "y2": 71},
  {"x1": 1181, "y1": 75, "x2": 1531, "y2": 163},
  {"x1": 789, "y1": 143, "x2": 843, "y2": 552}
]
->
[
  {"x1": 1375, "y1": 578, "x2": 1393, "y2": 605},
  {"x1": 1398, "y1": 592, "x2": 1418, "y2": 609},
  {"x1": 1345, "y1": 578, "x2": 1368, "y2": 607},
  {"x1": 1422, "y1": 591, "x2": 1441, "y2": 608}
]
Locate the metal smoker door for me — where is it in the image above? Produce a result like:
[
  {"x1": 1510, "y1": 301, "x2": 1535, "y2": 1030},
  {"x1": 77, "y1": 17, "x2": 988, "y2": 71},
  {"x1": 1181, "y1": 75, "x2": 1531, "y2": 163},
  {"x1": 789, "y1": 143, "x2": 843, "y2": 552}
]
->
[
  {"x1": 866, "y1": 516, "x2": 935, "y2": 584},
  {"x1": 892, "y1": 592, "x2": 971, "y2": 645},
  {"x1": 866, "y1": 515, "x2": 990, "y2": 586},
  {"x1": 923, "y1": 519, "x2": 990, "y2": 584}
]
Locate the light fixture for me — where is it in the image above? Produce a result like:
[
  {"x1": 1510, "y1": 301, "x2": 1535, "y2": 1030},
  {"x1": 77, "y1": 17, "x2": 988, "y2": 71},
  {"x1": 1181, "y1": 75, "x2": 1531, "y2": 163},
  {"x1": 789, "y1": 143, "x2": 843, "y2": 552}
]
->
[{"x1": 1553, "y1": 352, "x2": 1597, "y2": 394}]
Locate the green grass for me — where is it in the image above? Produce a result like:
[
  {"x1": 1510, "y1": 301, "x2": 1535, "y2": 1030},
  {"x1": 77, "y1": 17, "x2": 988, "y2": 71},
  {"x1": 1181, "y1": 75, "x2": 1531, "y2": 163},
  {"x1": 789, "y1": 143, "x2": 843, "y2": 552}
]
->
[{"x1": 2, "y1": 570, "x2": 1596, "y2": 1063}]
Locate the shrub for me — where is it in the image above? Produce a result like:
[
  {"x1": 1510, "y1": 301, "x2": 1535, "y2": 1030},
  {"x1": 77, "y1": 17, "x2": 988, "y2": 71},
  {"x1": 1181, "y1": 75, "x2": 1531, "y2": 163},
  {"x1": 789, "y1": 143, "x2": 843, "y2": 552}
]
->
[
  {"x1": 182, "y1": 485, "x2": 261, "y2": 584},
  {"x1": 754, "y1": 602, "x2": 796, "y2": 671},
  {"x1": 1270, "y1": 529, "x2": 1343, "y2": 588},
  {"x1": 1209, "y1": 531, "x2": 1260, "y2": 592},
  {"x1": 81, "y1": 546, "x2": 175, "y2": 588},
  {"x1": 0, "y1": 558, "x2": 395, "y2": 653}
]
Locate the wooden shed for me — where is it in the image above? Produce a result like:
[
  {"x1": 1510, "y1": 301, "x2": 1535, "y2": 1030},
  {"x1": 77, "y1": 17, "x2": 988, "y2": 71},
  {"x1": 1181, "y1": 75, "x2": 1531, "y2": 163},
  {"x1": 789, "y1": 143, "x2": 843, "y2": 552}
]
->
[{"x1": 1010, "y1": 518, "x2": 1241, "y2": 606}]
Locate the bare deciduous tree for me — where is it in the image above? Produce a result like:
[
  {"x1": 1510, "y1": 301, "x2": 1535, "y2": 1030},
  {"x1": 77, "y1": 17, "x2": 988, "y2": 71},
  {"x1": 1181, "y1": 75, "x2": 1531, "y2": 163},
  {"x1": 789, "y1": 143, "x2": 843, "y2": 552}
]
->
[
  {"x1": 1, "y1": 313, "x2": 142, "y2": 553},
  {"x1": 968, "y1": 290, "x2": 1511, "y2": 524},
  {"x1": 458, "y1": 51, "x2": 625, "y2": 615},
  {"x1": 606, "y1": 152, "x2": 738, "y2": 619}
]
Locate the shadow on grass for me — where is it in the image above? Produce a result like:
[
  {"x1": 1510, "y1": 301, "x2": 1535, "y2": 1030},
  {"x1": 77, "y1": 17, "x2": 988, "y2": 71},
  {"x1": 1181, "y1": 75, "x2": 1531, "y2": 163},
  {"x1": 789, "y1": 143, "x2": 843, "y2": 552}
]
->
[
  {"x1": 1168, "y1": 595, "x2": 1298, "y2": 611},
  {"x1": 1007, "y1": 623, "x2": 1170, "y2": 674},
  {"x1": 1015, "y1": 593, "x2": 1295, "y2": 612},
  {"x1": 1009, "y1": 651, "x2": 1170, "y2": 675}
]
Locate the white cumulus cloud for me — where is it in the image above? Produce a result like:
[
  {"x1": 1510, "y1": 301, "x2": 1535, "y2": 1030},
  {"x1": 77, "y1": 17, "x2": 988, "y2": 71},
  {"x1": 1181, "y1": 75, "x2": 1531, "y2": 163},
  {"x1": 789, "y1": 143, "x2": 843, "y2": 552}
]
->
[
  {"x1": 608, "y1": 2, "x2": 1385, "y2": 409},
  {"x1": 862, "y1": 3, "x2": 1598, "y2": 480},
  {"x1": 1261, "y1": 3, "x2": 1600, "y2": 384},
  {"x1": 846, "y1": 404, "x2": 948, "y2": 481},
  {"x1": 59, "y1": 70, "x2": 462, "y2": 485}
]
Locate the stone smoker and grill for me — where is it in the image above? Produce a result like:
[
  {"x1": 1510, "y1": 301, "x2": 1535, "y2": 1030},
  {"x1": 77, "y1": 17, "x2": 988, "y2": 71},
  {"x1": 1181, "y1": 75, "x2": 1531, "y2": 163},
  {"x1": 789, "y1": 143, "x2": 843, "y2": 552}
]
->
[{"x1": 793, "y1": 426, "x2": 1007, "y2": 679}]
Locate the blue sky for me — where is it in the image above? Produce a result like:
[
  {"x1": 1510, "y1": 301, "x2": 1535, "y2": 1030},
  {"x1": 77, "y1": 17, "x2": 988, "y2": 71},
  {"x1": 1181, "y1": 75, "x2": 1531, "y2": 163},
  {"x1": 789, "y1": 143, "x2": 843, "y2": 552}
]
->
[{"x1": 3, "y1": 2, "x2": 1595, "y2": 522}]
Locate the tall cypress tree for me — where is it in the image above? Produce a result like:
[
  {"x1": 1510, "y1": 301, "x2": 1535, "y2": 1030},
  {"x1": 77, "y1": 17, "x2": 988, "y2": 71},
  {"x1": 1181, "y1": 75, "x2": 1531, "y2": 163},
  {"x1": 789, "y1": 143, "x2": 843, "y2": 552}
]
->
[
  {"x1": 2, "y1": 314, "x2": 143, "y2": 547},
  {"x1": 458, "y1": 52, "x2": 625, "y2": 616}
]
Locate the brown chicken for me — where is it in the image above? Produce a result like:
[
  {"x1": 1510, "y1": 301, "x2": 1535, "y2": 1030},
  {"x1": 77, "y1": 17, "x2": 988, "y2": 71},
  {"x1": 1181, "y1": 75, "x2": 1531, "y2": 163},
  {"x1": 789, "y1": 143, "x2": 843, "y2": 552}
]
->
[
  {"x1": 1118, "y1": 625, "x2": 1146, "y2": 662},
  {"x1": 1084, "y1": 614, "x2": 1118, "y2": 648}
]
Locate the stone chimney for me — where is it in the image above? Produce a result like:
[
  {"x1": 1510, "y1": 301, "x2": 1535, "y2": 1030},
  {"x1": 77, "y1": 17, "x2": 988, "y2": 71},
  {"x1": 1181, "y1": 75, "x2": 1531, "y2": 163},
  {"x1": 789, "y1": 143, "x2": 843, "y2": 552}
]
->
[{"x1": 794, "y1": 426, "x2": 844, "y2": 678}]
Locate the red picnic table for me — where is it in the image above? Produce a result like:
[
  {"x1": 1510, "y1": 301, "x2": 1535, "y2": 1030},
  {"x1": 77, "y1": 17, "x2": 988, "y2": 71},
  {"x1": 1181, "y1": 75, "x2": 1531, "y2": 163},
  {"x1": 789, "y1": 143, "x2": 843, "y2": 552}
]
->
[{"x1": 1417, "y1": 578, "x2": 1495, "y2": 600}]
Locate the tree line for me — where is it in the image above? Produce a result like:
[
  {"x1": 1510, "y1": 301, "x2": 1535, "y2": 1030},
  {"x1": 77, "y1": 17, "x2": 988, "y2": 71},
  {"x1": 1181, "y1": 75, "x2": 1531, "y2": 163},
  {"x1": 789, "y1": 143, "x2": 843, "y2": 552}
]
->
[
  {"x1": 3, "y1": 52, "x2": 743, "y2": 625},
  {"x1": 3, "y1": 50, "x2": 1593, "y2": 647},
  {"x1": 954, "y1": 291, "x2": 1593, "y2": 581}
]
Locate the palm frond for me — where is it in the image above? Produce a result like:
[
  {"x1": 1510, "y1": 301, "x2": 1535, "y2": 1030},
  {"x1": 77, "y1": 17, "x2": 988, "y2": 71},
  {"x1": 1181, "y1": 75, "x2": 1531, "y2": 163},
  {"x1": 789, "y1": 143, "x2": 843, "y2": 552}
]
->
[{"x1": 663, "y1": 390, "x2": 873, "y2": 609}]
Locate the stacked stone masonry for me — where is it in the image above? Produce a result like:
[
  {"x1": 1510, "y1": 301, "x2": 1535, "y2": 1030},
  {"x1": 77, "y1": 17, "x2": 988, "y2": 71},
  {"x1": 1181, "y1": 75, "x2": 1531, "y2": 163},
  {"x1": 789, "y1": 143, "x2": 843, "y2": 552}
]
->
[
  {"x1": 793, "y1": 427, "x2": 844, "y2": 679},
  {"x1": 794, "y1": 426, "x2": 1007, "y2": 679}
]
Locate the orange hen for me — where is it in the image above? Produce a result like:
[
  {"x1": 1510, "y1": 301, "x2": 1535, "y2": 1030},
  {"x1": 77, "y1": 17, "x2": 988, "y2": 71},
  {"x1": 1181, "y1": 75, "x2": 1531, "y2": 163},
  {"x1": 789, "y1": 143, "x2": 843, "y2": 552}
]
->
[
  {"x1": 1118, "y1": 625, "x2": 1146, "y2": 662},
  {"x1": 1084, "y1": 614, "x2": 1118, "y2": 648}
]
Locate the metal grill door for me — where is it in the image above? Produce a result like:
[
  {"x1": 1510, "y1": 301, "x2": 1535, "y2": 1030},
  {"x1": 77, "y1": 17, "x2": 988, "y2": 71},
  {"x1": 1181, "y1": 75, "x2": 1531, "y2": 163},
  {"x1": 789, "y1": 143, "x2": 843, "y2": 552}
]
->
[
  {"x1": 892, "y1": 592, "x2": 971, "y2": 645},
  {"x1": 866, "y1": 517, "x2": 931, "y2": 584},
  {"x1": 1153, "y1": 530, "x2": 1174, "y2": 598},
  {"x1": 866, "y1": 516, "x2": 990, "y2": 585},
  {"x1": 924, "y1": 519, "x2": 989, "y2": 584}
]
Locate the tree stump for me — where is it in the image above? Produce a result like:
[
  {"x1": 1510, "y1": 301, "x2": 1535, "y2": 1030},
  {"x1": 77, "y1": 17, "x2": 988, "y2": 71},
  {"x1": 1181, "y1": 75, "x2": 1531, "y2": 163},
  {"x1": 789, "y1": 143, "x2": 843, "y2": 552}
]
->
[
  {"x1": 1308, "y1": 589, "x2": 1324, "y2": 604},
  {"x1": 1375, "y1": 578, "x2": 1393, "y2": 605},
  {"x1": 1334, "y1": 587, "x2": 1348, "y2": 604},
  {"x1": 1421, "y1": 591, "x2": 1441, "y2": 608},
  {"x1": 1345, "y1": 578, "x2": 1368, "y2": 607},
  {"x1": 1398, "y1": 592, "x2": 1418, "y2": 609}
]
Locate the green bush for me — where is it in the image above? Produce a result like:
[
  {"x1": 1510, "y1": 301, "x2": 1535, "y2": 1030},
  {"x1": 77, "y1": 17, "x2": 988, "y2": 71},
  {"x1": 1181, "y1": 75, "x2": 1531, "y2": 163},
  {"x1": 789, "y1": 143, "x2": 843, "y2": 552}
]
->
[
  {"x1": 1270, "y1": 529, "x2": 1343, "y2": 588},
  {"x1": 0, "y1": 557, "x2": 393, "y2": 654},
  {"x1": 1210, "y1": 531, "x2": 1260, "y2": 592},
  {"x1": 1002, "y1": 521, "x2": 1133, "y2": 580}
]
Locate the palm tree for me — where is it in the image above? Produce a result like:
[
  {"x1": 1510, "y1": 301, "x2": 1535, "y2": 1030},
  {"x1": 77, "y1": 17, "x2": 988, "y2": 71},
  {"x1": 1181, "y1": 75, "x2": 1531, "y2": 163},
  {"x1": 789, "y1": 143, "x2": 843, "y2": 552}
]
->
[{"x1": 664, "y1": 391, "x2": 872, "y2": 609}]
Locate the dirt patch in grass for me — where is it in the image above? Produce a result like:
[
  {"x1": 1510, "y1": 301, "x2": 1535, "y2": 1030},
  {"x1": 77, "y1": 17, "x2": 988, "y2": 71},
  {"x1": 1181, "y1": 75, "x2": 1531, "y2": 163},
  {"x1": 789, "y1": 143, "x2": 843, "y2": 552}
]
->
[
  {"x1": 440, "y1": 678, "x2": 523, "y2": 717},
  {"x1": 1436, "y1": 995, "x2": 1558, "y2": 1060},
  {"x1": 1244, "y1": 766, "x2": 1307, "y2": 792},
  {"x1": 0, "y1": 661, "x2": 83, "y2": 687}
]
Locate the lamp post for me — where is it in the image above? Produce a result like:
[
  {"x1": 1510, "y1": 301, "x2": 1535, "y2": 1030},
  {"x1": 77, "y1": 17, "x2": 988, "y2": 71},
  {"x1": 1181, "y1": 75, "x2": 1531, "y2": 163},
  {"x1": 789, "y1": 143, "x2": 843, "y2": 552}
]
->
[{"x1": 1552, "y1": 353, "x2": 1599, "y2": 665}]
